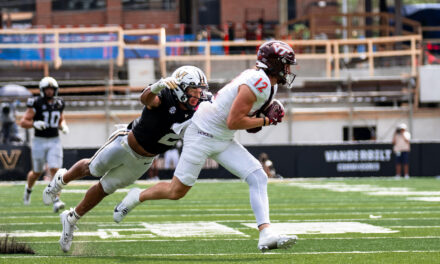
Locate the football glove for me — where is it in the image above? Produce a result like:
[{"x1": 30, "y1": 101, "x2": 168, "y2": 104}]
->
[
  {"x1": 60, "y1": 122, "x2": 69, "y2": 134},
  {"x1": 150, "y1": 77, "x2": 179, "y2": 94},
  {"x1": 246, "y1": 127, "x2": 262, "y2": 133},
  {"x1": 263, "y1": 99, "x2": 285, "y2": 125},
  {"x1": 33, "y1": 120, "x2": 47, "y2": 130}
]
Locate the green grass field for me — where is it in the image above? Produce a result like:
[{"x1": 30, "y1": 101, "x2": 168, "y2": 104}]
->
[{"x1": 1, "y1": 178, "x2": 440, "y2": 263}]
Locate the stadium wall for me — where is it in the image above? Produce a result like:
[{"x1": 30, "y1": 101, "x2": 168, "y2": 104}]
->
[
  {"x1": 43, "y1": 110, "x2": 440, "y2": 148},
  {"x1": 1, "y1": 142, "x2": 440, "y2": 181}
]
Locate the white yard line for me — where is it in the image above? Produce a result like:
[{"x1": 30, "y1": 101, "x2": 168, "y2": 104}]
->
[
  {"x1": 16, "y1": 236, "x2": 440, "y2": 244},
  {"x1": 1, "y1": 210, "x2": 439, "y2": 220},
  {"x1": 1, "y1": 250, "x2": 440, "y2": 258},
  {"x1": 1, "y1": 217, "x2": 440, "y2": 222}
]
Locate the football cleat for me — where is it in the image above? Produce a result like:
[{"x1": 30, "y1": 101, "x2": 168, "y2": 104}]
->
[
  {"x1": 43, "y1": 168, "x2": 67, "y2": 205},
  {"x1": 53, "y1": 200, "x2": 65, "y2": 213},
  {"x1": 113, "y1": 188, "x2": 141, "y2": 223},
  {"x1": 258, "y1": 227, "x2": 297, "y2": 253},
  {"x1": 59, "y1": 209, "x2": 78, "y2": 253},
  {"x1": 23, "y1": 187, "x2": 32, "y2": 205}
]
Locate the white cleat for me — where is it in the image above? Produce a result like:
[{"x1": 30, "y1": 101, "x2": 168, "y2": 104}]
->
[
  {"x1": 59, "y1": 209, "x2": 78, "y2": 253},
  {"x1": 43, "y1": 168, "x2": 67, "y2": 205},
  {"x1": 53, "y1": 200, "x2": 65, "y2": 213},
  {"x1": 113, "y1": 188, "x2": 141, "y2": 223},
  {"x1": 258, "y1": 227, "x2": 297, "y2": 253},
  {"x1": 23, "y1": 187, "x2": 31, "y2": 205}
]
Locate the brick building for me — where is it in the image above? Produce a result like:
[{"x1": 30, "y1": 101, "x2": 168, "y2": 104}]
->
[{"x1": 1, "y1": 1, "x2": 339, "y2": 35}]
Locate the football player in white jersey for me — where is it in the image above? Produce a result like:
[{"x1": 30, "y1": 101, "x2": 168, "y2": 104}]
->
[
  {"x1": 114, "y1": 40, "x2": 298, "y2": 252},
  {"x1": 20, "y1": 77, "x2": 68, "y2": 213}
]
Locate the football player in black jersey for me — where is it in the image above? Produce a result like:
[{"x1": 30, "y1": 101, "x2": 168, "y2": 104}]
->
[
  {"x1": 42, "y1": 65, "x2": 209, "y2": 252},
  {"x1": 20, "y1": 77, "x2": 69, "y2": 213}
]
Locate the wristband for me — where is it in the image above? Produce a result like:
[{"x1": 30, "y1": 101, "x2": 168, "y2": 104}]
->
[{"x1": 263, "y1": 117, "x2": 266, "y2": 126}]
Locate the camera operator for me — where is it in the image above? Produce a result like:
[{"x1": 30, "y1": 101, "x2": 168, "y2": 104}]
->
[
  {"x1": 1, "y1": 102, "x2": 21, "y2": 144},
  {"x1": 392, "y1": 123, "x2": 411, "y2": 178}
]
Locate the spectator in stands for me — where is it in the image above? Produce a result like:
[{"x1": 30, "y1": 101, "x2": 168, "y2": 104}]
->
[
  {"x1": 19, "y1": 77, "x2": 68, "y2": 213},
  {"x1": 147, "y1": 159, "x2": 159, "y2": 181},
  {"x1": 258, "y1": 152, "x2": 283, "y2": 179},
  {"x1": 392, "y1": 123, "x2": 411, "y2": 179}
]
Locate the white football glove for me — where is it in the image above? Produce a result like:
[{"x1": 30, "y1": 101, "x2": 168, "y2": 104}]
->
[
  {"x1": 60, "y1": 123, "x2": 69, "y2": 134},
  {"x1": 33, "y1": 120, "x2": 47, "y2": 130},
  {"x1": 150, "y1": 77, "x2": 179, "y2": 94}
]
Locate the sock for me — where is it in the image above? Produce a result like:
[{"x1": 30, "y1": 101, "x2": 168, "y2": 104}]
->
[
  {"x1": 67, "y1": 208, "x2": 81, "y2": 225},
  {"x1": 246, "y1": 169, "x2": 270, "y2": 226},
  {"x1": 124, "y1": 188, "x2": 141, "y2": 210},
  {"x1": 25, "y1": 184, "x2": 32, "y2": 193},
  {"x1": 56, "y1": 174, "x2": 66, "y2": 185}
]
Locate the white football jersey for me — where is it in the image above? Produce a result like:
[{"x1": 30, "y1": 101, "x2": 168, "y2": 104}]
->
[{"x1": 192, "y1": 69, "x2": 276, "y2": 140}]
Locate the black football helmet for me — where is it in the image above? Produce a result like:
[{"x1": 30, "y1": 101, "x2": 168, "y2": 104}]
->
[{"x1": 256, "y1": 40, "x2": 297, "y2": 88}]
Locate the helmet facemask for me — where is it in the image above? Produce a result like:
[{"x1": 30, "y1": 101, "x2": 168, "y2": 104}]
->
[
  {"x1": 279, "y1": 62, "x2": 296, "y2": 88},
  {"x1": 176, "y1": 83, "x2": 209, "y2": 111}
]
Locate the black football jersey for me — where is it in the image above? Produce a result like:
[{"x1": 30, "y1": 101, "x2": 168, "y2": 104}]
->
[
  {"x1": 130, "y1": 89, "x2": 194, "y2": 154},
  {"x1": 26, "y1": 96, "x2": 65, "y2": 138}
]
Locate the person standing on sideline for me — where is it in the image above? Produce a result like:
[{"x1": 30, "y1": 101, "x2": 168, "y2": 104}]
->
[
  {"x1": 42, "y1": 66, "x2": 209, "y2": 253},
  {"x1": 20, "y1": 77, "x2": 69, "y2": 212},
  {"x1": 114, "y1": 40, "x2": 298, "y2": 252},
  {"x1": 163, "y1": 140, "x2": 182, "y2": 169},
  {"x1": 392, "y1": 123, "x2": 411, "y2": 178}
]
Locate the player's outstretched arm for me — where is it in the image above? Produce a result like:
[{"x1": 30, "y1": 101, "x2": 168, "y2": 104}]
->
[{"x1": 140, "y1": 87, "x2": 161, "y2": 108}]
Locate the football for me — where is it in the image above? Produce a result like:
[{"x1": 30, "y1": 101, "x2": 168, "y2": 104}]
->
[{"x1": 262, "y1": 99, "x2": 285, "y2": 125}]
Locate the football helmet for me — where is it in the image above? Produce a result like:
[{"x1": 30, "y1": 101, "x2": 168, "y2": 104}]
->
[
  {"x1": 171, "y1": 65, "x2": 209, "y2": 110},
  {"x1": 39, "y1": 77, "x2": 59, "y2": 98},
  {"x1": 256, "y1": 40, "x2": 297, "y2": 88}
]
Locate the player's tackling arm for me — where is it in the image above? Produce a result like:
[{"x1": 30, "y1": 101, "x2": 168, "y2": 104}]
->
[
  {"x1": 140, "y1": 87, "x2": 161, "y2": 109},
  {"x1": 227, "y1": 84, "x2": 266, "y2": 130},
  {"x1": 19, "y1": 108, "x2": 35, "y2": 129}
]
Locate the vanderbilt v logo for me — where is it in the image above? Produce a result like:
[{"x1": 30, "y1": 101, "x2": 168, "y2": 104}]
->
[
  {"x1": 0, "y1": 150, "x2": 22, "y2": 170},
  {"x1": 174, "y1": 71, "x2": 188, "y2": 81}
]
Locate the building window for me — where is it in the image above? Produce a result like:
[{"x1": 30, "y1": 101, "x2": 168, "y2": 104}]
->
[
  {"x1": 0, "y1": 0, "x2": 35, "y2": 11},
  {"x1": 52, "y1": 0, "x2": 106, "y2": 11},
  {"x1": 343, "y1": 126, "x2": 377, "y2": 141},
  {"x1": 122, "y1": 0, "x2": 176, "y2": 11}
]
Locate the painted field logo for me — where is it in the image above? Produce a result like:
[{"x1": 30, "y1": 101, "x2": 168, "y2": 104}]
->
[{"x1": 0, "y1": 149, "x2": 21, "y2": 170}]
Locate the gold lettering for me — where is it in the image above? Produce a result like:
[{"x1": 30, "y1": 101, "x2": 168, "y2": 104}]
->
[
  {"x1": 174, "y1": 71, "x2": 188, "y2": 81},
  {"x1": 0, "y1": 150, "x2": 22, "y2": 170}
]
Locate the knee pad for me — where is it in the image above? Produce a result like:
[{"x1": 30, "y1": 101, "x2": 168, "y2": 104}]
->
[{"x1": 246, "y1": 168, "x2": 268, "y2": 187}]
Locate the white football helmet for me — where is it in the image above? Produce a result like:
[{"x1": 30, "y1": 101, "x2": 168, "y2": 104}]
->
[
  {"x1": 39, "y1": 77, "x2": 59, "y2": 98},
  {"x1": 171, "y1": 66, "x2": 209, "y2": 110}
]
